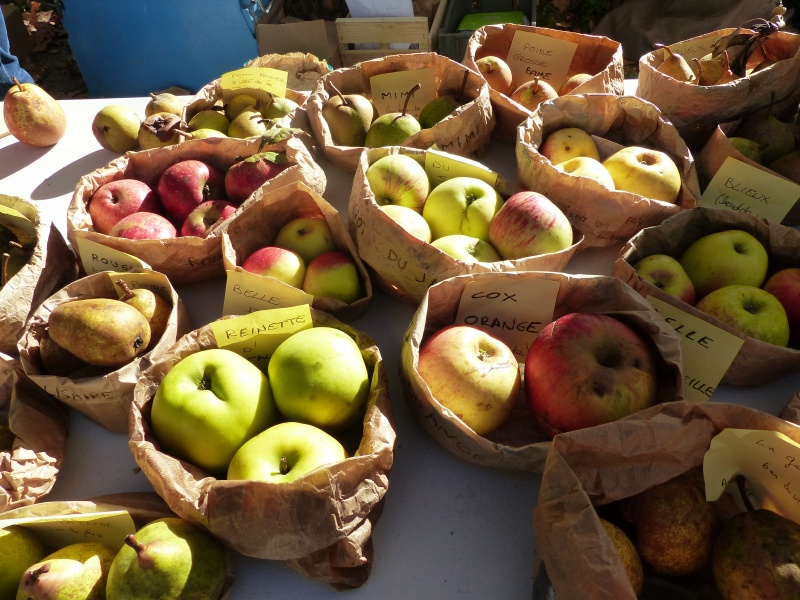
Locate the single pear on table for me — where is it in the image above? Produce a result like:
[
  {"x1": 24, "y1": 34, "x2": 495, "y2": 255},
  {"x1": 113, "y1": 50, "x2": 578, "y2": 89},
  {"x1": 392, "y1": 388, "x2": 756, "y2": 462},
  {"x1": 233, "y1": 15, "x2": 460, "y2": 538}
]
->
[
  {"x1": 364, "y1": 83, "x2": 422, "y2": 148},
  {"x1": 321, "y1": 82, "x2": 378, "y2": 147},
  {"x1": 3, "y1": 77, "x2": 67, "y2": 147},
  {"x1": 92, "y1": 104, "x2": 141, "y2": 153}
]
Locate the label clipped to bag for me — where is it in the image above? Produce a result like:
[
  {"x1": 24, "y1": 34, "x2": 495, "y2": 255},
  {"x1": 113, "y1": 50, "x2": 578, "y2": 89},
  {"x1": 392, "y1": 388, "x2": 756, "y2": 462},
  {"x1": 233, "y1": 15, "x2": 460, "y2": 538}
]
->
[
  {"x1": 369, "y1": 69, "x2": 437, "y2": 117},
  {"x1": 0, "y1": 510, "x2": 136, "y2": 551},
  {"x1": 424, "y1": 149, "x2": 498, "y2": 189},
  {"x1": 221, "y1": 67, "x2": 288, "y2": 101},
  {"x1": 222, "y1": 269, "x2": 313, "y2": 317},
  {"x1": 700, "y1": 156, "x2": 800, "y2": 223},
  {"x1": 210, "y1": 305, "x2": 313, "y2": 370},
  {"x1": 455, "y1": 277, "x2": 560, "y2": 362},
  {"x1": 109, "y1": 271, "x2": 172, "y2": 300},
  {"x1": 75, "y1": 237, "x2": 150, "y2": 275},
  {"x1": 669, "y1": 34, "x2": 720, "y2": 61},
  {"x1": 506, "y1": 31, "x2": 577, "y2": 92},
  {"x1": 647, "y1": 295, "x2": 744, "y2": 402}
]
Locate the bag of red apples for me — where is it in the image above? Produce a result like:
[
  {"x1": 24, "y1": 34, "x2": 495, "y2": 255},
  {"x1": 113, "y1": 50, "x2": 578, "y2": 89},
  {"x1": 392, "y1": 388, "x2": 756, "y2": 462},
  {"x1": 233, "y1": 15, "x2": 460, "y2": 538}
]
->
[
  {"x1": 399, "y1": 270, "x2": 683, "y2": 472},
  {"x1": 66, "y1": 136, "x2": 325, "y2": 283},
  {"x1": 463, "y1": 24, "x2": 625, "y2": 143}
]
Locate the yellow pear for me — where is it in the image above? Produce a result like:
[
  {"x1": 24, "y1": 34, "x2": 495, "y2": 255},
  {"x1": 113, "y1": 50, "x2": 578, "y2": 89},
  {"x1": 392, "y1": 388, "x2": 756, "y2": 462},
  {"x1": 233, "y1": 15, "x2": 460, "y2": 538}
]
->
[{"x1": 3, "y1": 77, "x2": 67, "y2": 147}]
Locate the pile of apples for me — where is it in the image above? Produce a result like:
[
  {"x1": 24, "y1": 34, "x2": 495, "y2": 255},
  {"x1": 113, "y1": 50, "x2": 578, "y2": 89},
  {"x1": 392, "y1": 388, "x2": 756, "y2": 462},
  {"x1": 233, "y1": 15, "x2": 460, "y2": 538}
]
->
[
  {"x1": 366, "y1": 153, "x2": 574, "y2": 263},
  {"x1": 633, "y1": 228, "x2": 799, "y2": 347},
  {"x1": 148, "y1": 325, "x2": 370, "y2": 482},
  {"x1": 87, "y1": 153, "x2": 288, "y2": 240}
]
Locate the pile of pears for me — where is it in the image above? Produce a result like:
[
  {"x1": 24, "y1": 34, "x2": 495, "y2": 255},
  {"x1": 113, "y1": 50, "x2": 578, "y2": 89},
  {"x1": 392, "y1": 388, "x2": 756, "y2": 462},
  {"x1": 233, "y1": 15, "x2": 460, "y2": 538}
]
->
[
  {"x1": 0, "y1": 206, "x2": 37, "y2": 290},
  {"x1": 38, "y1": 280, "x2": 170, "y2": 378},
  {"x1": 0, "y1": 516, "x2": 228, "y2": 600},
  {"x1": 3, "y1": 78, "x2": 67, "y2": 148}
]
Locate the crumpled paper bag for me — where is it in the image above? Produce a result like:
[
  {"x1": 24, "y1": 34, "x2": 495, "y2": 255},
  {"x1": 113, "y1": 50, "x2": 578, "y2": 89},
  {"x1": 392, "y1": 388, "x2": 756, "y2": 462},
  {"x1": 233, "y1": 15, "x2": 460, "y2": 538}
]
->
[
  {"x1": 18, "y1": 270, "x2": 194, "y2": 433},
  {"x1": 128, "y1": 310, "x2": 395, "y2": 588},
  {"x1": 399, "y1": 270, "x2": 684, "y2": 473},
  {"x1": 306, "y1": 52, "x2": 495, "y2": 172},
  {"x1": 463, "y1": 24, "x2": 625, "y2": 143},
  {"x1": 0, "y1": 353, "x2": 69, "y2": 513},
  {"x1": 516, "y1": 93, "x2": 702, "y2": 248},
  {"x1": 613, "y1": 206, "x2": 800, "y2": 386},
  {"x1": 66, "y1": 136, "x2": 325, "y2": 283},
  {"x1": 247, "y1": 52, "x2": 331, "y2": 93}
]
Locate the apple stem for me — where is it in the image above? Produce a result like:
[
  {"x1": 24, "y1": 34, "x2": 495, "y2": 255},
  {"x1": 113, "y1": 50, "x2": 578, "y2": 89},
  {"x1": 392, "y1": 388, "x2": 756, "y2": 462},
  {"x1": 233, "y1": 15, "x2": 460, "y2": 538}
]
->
[
  {"x1": 401, "y1": 84, "x2": 421, "y2": 117},
  {"x1": 115, "y1": 278, "x2": 136, "y2": 301},
  {"x1": 280, "y1": 455, "x2": 289, "y2": 475},
  {"x1": 457, "y1": 70, "x2": 470, "y2": 101},
  {"x1": 735, "y1": 475, "x2": 756, "y2": 512},
  {"x1": 328, "y1": 82, "x2": 348, "y2": 106}
]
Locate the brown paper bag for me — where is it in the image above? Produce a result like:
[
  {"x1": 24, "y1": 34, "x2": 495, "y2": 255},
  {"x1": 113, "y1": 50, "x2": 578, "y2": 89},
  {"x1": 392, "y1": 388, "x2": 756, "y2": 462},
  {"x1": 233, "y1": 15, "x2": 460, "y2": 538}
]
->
[
  {"x1": 348, "y1": 147, "x2": 584, "y2": 305},
  {"x1": 129, "y1": 310, "x2": 395, "y2": 587},
  {"x1": 0, "y1": 354, "x2": 69, "y2": 512},
  {"x1": 18, "y1": 270, "x2": 194, "y2": 433},
  {"x1": 613, "y1": 206, "x2": 800, "y2": 386},
  {"x1": 306, "y1": 52, "x2": 495, "y2": 172},
  {"x1": 0, "y1": 195, "x2": 77, "y2": 356},
  {"x1": 533, "y1": 400, "x2": 800, "y2": 600},
  {"x1": 636, "y1": 28, "x2": 800, "y2": 148},
  {"x1": 246, "y1": 52, "x2": 330, "y2": 93},
  {"x1": 462, "y1": 24, "x2": 625, "y2": 143},
  {"x1": 221, "y1": 181, "x2": 372, "y2": 322},
  {"x1": 517, "y1": 93, "x2": 702, "y2": 248},
  {"x1": 399, "y1": 271, "x2": 684, "y2": 473},
  {"x1": 66, "y1": 136, "x2": 325, "y2": 283}
]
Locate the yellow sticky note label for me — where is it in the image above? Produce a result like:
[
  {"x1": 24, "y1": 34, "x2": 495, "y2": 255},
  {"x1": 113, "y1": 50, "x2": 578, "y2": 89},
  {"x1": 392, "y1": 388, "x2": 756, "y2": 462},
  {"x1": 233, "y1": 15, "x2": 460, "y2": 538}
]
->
[
  {"x1": 222, "y1": 269, "x2": 314, "y2": 317},
  {"x1": 369, "y1": 69, "x2": 437, "y2": 117},
  {"x1": 75, "y1": 237, "x2": 150, "y2": 275},
  {"x1": 704, "y1": 428, "x2": 800, "y2": 523},
  {"x1": 424, "y1": 149, "x2": 498, "y2": 189},
  {"x1": 700, "y1": 156, "x2": 800, "y2": 223},
  {"x1": 506, "y1": 31, "x2": 578, "y2": 92},
  {"x1": 455, "y1": 278, "x2": 560, "y2": 362},
  {"x1": 0, "y1": 510, "x2": 136, "y2": 551},
  {"x1": 210, "y1": 305, "x2": 313, "y2": 371},
  {"x1": 109, "y1": 271, "x2": 172, "y2": 301},
  {"x1": 647, "y1": 296, "x2": 744, "y2": 401},
  {"x1": 0, "y1": 204, "x2": 36, "y2": 248},
  {"x1": 669, "y1": 34, "x2": 720, "y2": 61},
  {"x1": 221, "y1": 67, "x2": 288, "y2": 101}
]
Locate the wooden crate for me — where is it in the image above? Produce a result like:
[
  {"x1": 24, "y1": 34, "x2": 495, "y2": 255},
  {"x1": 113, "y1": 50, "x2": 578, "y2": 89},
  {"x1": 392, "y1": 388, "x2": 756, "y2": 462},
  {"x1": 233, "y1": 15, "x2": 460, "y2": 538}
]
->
[{"x1": 335, "y1": 0, "x2": 449, "y2": 67}]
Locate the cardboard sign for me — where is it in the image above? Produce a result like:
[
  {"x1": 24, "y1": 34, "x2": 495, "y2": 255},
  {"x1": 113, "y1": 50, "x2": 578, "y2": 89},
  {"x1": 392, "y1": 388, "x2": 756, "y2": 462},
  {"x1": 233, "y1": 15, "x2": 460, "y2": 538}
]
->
[
  {"x1": 424, "y1": 149, "x2": 498, "y2": 189},
  {"x1": 0, "y1": 510, "x2": 135, "y2": 551},
  {"x1": 109, "y1": 270, "x2": 172, "y2": 300},
  {"x1": 455, "y1": 278, "x2": 560, "y2": 362},
  {"x1": 369, "y1": 69, "x2": 437, "y2": 117},
  {"x1": 74, "y1": 237, "x2": 150, "y2": 275},
  {"x1": 222, "y1": 269, "x2": 313, "y2": 317},
  {"x1": 506, "y1": 31, "x2": 577, "y2": 92},
  {"x1": 669, "y1": 34, "x2": 720, "y2": 62},
  {"x1": 704, "y1": 428, "x2": 800, "y2": 523},
  {"x1": 647, "y1": 296, "x2": 744, "y2": 402},
  {"x1": 220, "y1": 67, "x2": 288, "y2": 102},
  {"x1": 700, "y1": 156, "x2": 800, "y2": 223}
]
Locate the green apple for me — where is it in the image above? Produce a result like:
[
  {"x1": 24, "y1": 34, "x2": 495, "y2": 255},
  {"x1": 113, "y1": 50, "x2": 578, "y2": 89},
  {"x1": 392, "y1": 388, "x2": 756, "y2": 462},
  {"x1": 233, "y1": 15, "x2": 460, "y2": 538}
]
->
[
  {"x1": 539, "y1": 127, "x2": 600, "y2": 165},
  {"x1": 274, "y1": 216, "x2": 338, "y2": 265},
  {"x1": 695, "y1": 284, "x2": 790, "y2": 347},
  {"x1": 430, "y1": 234, "x2": 501, "y2": 263},
  {"x1": 381, "y1": 204, "x2": 432, "y2": 242},
  {"x1": 227, "y1": 421, "x2": 347, "y2": 483},
  {"x1": 0, "y1": 525, "x2": 46, "y2": 598},
  {"x1": 302, "y1": 250, "x2": 363, "y2": 304},
  {"x1": 366, "y1": 154, "x2": 430, "y2": 212},
  {"x1": 151, "y1": 348, "x2": 280, "y2": 474},
  {"x1": 679, "y1": 229, "x2": 769, "y2": 299},
  {"x1": 268, "y1": 327, "x2": 370, "y2": 431},
  {"x1": 602, "y1": 146, "x2": 682, "y2": 203},
  {"x1": 633, "y1": 253, "x2": 696, "y2": 305},
  {"x1": 422, "y1": 176, "x2": 504, "y2": 241}
]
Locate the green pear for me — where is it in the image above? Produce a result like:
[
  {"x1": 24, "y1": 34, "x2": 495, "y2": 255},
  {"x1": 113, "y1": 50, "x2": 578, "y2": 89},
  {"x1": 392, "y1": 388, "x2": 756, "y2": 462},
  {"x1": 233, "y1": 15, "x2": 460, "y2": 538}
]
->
[
  {"x1": 655, "y1": 44, "x2": 696, "y2": 83},
  {"x1": 179, "y1": 128, "x2": 227, "y2": 140},
  {"x1": 138, "y1": 112, "x2": 184, "y2": 150},
  {"x1": 419, "y1": 70, "x2": 470, "y2": 129},
  {"x1": 105, "y1": 517, "x2": 227, "y2": 600},
  {"x1": 144, "y1": 92, "x2": 184, "y2": 118},
  {"x1": 17, "y1": 542, "x2": 116, "y2": 600},
  {"x1": 116, "y1": 279, "x2": 171, "y2": 351},
  {"x1": 261, "y1": 94, "x2": 299, "y2": 120},
  {"x1": 186, "y1": 109, "x2": 230, "y2": 134},
  {"x1": 768, "y1": 148, "x2": 800, "y2": 183},
  {"x1": 321, "y1": 83, "x2": 377, "y2": 147},
  {"x1": 0, "y1": 525, "x2": 46, "y2": 599},
  {"x1": 224, "y1": 94, "x2": 259, "y2": 121},
  {"x1": 91, "y1": 104, "x2": 141, "y2": 153},
  {"x1": 735, "y1": 99, "x2": 795, "y2": 165},
  {"x1": 729, "y1": 136, "x2": 763, "y2": 163},
  {"x1": 364, "y1": 83, "x2": 422, "y2": 148},
  {"x1": 227, "y1": 109, "x2": 268, "y2": 139}
]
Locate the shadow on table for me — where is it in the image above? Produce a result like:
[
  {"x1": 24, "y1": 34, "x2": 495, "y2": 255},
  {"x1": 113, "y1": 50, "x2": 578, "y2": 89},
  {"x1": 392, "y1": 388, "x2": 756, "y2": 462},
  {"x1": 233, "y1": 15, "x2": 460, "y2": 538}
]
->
[{"x1": 30, "y1": 149, "x2": 114, "y2": 201}]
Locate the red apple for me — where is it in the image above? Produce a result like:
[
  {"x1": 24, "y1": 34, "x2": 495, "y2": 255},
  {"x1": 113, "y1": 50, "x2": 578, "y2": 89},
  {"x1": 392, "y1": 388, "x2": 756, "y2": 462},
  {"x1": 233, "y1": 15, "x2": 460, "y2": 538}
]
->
[
  {"x1": 109, "y1": 211, "x2": 177, "y2": 240},
  {"x1": 525, "y1": 312, "x2": 659, "y2": 437},
  {"x1": 157, "y1": 159, "x2": 226, "y2": 224},
  {"x1": 633, "y1": 254, "x2": 696, "y2": 305},
  {"x1": 241, "y1": 246, "x2": 306, "y2": 288},
  {"x1": 180, "y1": 200, "x2": 237, "y2": 237},
  {"x1": 764, "y1": 267, "x2": 800, "y2": 346},
  {"x1": 88, "y1": 179, "x2": 163, "y2": 235},
  {"x1": 224, "y1": 151, "x2": 289, "y2": 205},
  {"x1": 302, "y1": 250, "x2": 362, "y2": 304}
]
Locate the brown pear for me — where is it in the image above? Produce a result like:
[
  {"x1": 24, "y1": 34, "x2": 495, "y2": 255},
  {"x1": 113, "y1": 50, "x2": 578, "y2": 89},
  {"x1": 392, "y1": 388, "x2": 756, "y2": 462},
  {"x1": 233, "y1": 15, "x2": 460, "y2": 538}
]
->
[
  {"x1": 3, "y1": 77, "x2": 67, "y2": 147},
  {"x1": 138, "y1": 112, "x2": 184, "y2": 149},
  {"x1": 39, "y1": 329, "x2": 89, "y2": 376},
  {"x1": 115, "y1": 279, "x2": 171, "y2": 350},
  {"x1": 600, "y1": 518, "x2": 644, "y2": 597},
  {"x1": 656, "y1": 45, "x2": 697, "y2": 83}
]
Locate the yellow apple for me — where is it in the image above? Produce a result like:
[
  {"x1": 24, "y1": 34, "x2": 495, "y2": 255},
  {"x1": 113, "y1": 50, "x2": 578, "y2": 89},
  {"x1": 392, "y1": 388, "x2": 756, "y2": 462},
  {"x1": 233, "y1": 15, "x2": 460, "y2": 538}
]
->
[
  {"x1": 540, "y1": 127, "x2": 601, "y2": 165},
  {"x1": 602, "y1": 146, "x2": 682, "y2": 203},
  {"x1": 555, "y1": 156, "x2": 615, "y2": 189}
]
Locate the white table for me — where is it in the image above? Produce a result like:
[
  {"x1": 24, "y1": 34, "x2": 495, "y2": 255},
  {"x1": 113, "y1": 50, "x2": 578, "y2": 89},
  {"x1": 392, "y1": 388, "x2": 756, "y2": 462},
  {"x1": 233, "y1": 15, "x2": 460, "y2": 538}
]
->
[{"x1": 2, "y1": 96, "x2": 799, "y2": 600}]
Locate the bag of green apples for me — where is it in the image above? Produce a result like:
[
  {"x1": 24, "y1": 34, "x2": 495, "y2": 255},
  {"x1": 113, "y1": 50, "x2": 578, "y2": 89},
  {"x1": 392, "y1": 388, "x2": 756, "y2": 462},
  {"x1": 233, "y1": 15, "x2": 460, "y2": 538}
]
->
[
  {"x1": 349, "y1": 146, "x2": 584, "y2": 305},
  {"x1": 66, "y1": 136, "x2": 325, "y2": 283},
  {"x1": 17, "y1": 269, "x2": 194, "y2": 433},
  {"x1": 399, "y1": 270, "x2": 683, "y2": 472},
  {"x1": 221, "y1": 180, "x2": 372, "y2": 322},
  {"x1": 462, "y1": 23, "x2": 625, "y2": 143},
  {"x1": 306, "y1": 52, "x2": 495, "y2": 172},
  {"x1": 0, "y1": 353, "x2": 68, "y2": 512},
  {"x1": 0, "y1": 195, "x2": 77, "y2": 356},
  {"x1": 517, "y1": 93, "x2": 702, "y2": 248},
  {"x1": 533, "y1": 400, "x2": 800, "y2": 600},
  {"x1": 613, "y1": 206, "x2": 800, "y2": 386},
  {"x1": 128, "y1": 306, "x2": 394, "y2": 588}
]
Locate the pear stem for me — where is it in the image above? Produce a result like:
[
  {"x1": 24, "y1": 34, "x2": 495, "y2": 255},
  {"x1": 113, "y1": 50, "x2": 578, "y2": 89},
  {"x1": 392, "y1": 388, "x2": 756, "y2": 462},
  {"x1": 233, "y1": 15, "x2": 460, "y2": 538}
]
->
[
  {"x1": 736, "y1": 475, "x2": 756, "y2": 512},
  {"x1": 28, "y1": 563, "x2": 50, "y2": 581},
  {"x1": 280, "y1": 455, "x2": 289, "y2": 475},
  {"x1": 457, "y1": 70, "x2": 469, "y2": 102},
  {"x1": 115, "y1": 279, "x2": 136, "y2": 301},
  {"x1": 401, "y1": 84, "x2": 421, "y2": 117},
  {"x1": 175, "y1": 129, "x2": 193, "y2": 140},
  {"x1": 12, "y1": 77, "x2": 23, "y2": 92},
  {"x1": 125, "y1": 533, "x2": 147, "y2": 553},
  {"x1": 328, "y1": 82, "x2": 348, "y2": 107},
  {"x1": 1, "y1": 253, "x2": 9, "y2": 286}
]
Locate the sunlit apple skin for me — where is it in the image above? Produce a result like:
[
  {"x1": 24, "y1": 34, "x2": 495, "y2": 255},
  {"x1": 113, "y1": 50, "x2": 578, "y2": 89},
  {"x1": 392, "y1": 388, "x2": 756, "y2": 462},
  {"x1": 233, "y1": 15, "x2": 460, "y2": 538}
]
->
[
  {"x1": 488, "y1": 191, "x2": 573, "y2": 260},
  {"x1": 241, "y1": 246, "x2": 307, "y2": 288},
  {"x1": 302, "y1": 250, "x2": 363, "y2": 304},
  {"x1": 180, "y1": 200, "x2": 236, "y2": 237},
  {"x1": 430, "y1": 234, "x2": 501, "y2": 263},
  {"x1": 555, "y1": 156, "x2": 615, "y2": 189},
  {"x1": 695, "y1": 284, "x2": 790, "y2": 347},
  {"x1": 366, "y1": 154, "x2": 430, "y2": 212},
  {"x1": 274, "y1": 216, "x2": 337, "y2": 265},
  {"x1": 602, "y1": 146, "x2": 682, "y2": 204},
  {"x1": 510, "y1": 78, "x2": 559, "y2": 112},
  {"x1": 157, "y1": 159, "x2": 226, "y2": 224},
  {"x1": 475, "y1": 55, "x2": 514, "y2": 95},
  {"x1": 224, "y1": 151, "x2": 289, "y2": 205},
  {"x1": 89, "y1": 179, "x2": 164, "y2": 235},
  {"x1": 540, "y1": 127, "x2": 600, "y2": 165},
  {"x1": 109, "y1": 211, "x2": 177, "y2": 240},
  {"x1": 525, "y1": 312, "x2": 659, "y2": 437},
  {"x1": 633, "y1": 254, "x2": 696, "y2": 305},
  {"x1": 422, "y1": 176, "x2": 503, "y2": 242},
  {"x1": 417, "y1": 324, "x2": 520, "y2": 436},
  {"x1": 381, "y1": 204, "x2": 432, "y2": 242},
  {"x1": 764, "y1": 267, "x2": 800, "y2": 345}
]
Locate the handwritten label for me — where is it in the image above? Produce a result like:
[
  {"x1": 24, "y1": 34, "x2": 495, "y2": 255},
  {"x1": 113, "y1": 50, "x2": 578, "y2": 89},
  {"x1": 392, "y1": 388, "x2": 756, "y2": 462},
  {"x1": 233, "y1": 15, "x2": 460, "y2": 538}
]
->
[
  {"x1": 424, "y1": 149, "x2": 498, "y2": 189},
  {"x1": 455, "y1": 278, "x2": 560, "y2": 361},
  {"x1": 75, "y1": 237, "x2": 150, "y2": 275},
  {"x1": 0, "y1": 511, "x2": 135, "y2": 550},
  {"x1": 109, "y1": 270, "x2": 171, "y2": 300},
  {"x1": 506, "y1": 31, "x2": 577, "y2": 92},
  {"x1": 369, "y1": 69, "x2": 437, "y2": 117},
  {"x1": 222, "y1": 269, "x2": 313, "y2": 317},
  {"x1": 591, "y1": 135, "x2": 625, "y2": 161},
  {"x1": 220, "y1": 67, "x2": 288, "y2": 101},
  {"x1": 704, "y1": 428, "x2": 800, "y2": 523},
  {"x1": 210, "y1": 305, "x2": 312, "y2": 370},
  {"x1": 647, "y1": 296, "x2": 743, "y2": 402},
  {"x1": 669, "y1": 34, "x2": 719, "y2": 61},
  {"x1": 701, "y1": 156, "x2": 800, "y2": 223}
]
